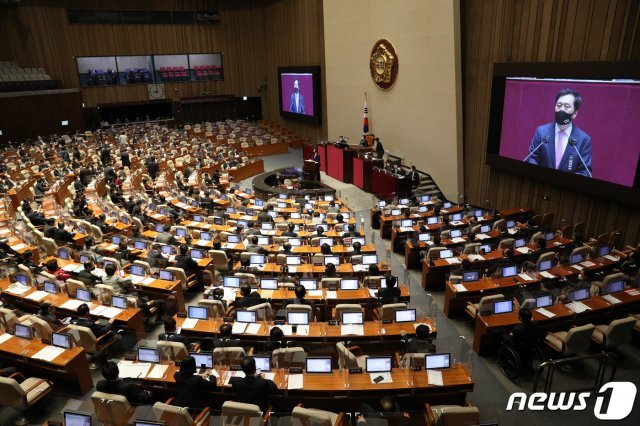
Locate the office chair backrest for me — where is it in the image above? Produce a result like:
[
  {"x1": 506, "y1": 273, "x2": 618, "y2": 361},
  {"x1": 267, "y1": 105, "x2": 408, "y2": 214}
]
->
[
  {"x1": 601, "y1": 317, "x2": 636, "y2": 348},
  {"x1": 563, "y1": 324, "x2": 596, "y2": 356}
]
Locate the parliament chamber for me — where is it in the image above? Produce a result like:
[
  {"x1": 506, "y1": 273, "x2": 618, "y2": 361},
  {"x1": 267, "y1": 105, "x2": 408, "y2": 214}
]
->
[{"x1": 1, "y1": 1, "x2": 639, "y2": 425}]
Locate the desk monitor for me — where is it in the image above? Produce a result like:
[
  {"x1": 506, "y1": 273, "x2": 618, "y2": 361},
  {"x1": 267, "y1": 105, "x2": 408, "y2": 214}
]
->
[
  {"x1": 103, "y1": 260, "x2": 116, "y2": 269},
  {"x1": 134, "y1": 241, "x2": 147, "y2": 250},
  {"x1": 175, "y1": 228, "x2": 187, "y2": 237},
  {"x1": 188, "y1": 306, "x2": 208, "y2": 320},
  {"x1": 278, "y1": 194, "x2": 288, "y2": 199},
  {"x1": 514, "y1": 238, "x2": 525, "y2": 248},
  {"x1": 286, "y1": 256, "x2": 302, "y2": 266},
  {"x1": 391, "y1": 209, "x2": 401, "y2": 216},
  {"x1": 425, "y1": 353, "x2": 451, "y2": 370},
  {"x1": 159, "y1": 270, "x2": 174, "y2": 281},
  {"x1": 290, "y1": 212, "x2": 301, "y2": 219},
  {"x1": 474, "y1": 210, "x2": 483, "y2": 217},
  {"x1": 395, "y1": 309, "x2": 416, "y2": 323},
  {"x1": 421, "y1": 195, "x2": 431, "y2": 202},
  {"x1": 439, "y1": 250, "x2": 454, "y2": 259},
  {"x1": 200, "y1": 232, "x2": 211, "y2": 241},
  {"x1": 277, "y1": 202, "x2": 287, "y2": 208},
  {"x1": 324, "y1": 195, "x2": 334, "y2": 202},
  {"x1": 193, "y1": 215, "x2": 203, "y2": 222},
  {"x1": 254, "y1": 199, "x2": 264, "y2": 207},
  {"x1": 267, "y1": 211, "x2": 278, "y2": 219},
  {"x1": 15, "y1": 273, "x2": 29, "y2": 285},
  {"x1": 366, "y1": 356, "x2": 392, "y2": 373},
  {"x1": 179, "y1": 197, "x2": 187, "y2": 203},
  {"x1": 130, "y1": 265, "x2": 145, "y2": 277},
  {"x1": 324, "y1": 256, "x2": 340, "y2": 266},
  {"x1": 341, "y1": 311, "x2": 363, "y2": 325},
  {"x1": 79, "y1": 255, "x2": 90, "y2": 264},
  {"x1": 501, "y1": 265, "x2": 518, "y2": 278},
  {"x1": 190, "y1": 249, "x2": 204, "y2": 260},
  {"x1": 223, "y1": 276, "x2": 241, "y2": 288},
  {"x1": 450, "y1": 229, "x2": 462, "y2": 238},
  {"x1": 339, "y1": 279, "x2": 359, "y2": 290},
  {"x1": 568, "y1": 287, "x2": 590, "y2": 302},
  {"x1": 14, "y1": 324, "x2": 33, "y2": 340},
  {"x1": 462, "y1": 271, "x2": 480, "y2": 283},
  {"x1": 570, "y1": 253, "x2": 584, "y2": 265},
  {"x1": 304, "y1": 203, "x2": 313, "y2": 210},
  {"x1": 190, "y1": 201, "x2": 199, "y2": 208},
  {"x1": 419, "y1": 206, "x2": 428, "y2": 213},
  {"x1": 316, "y1": 223, "x2": 329, "y2": 232},
  {"x1": 401, "y1": 219, "x2": 413, "y2": 228},
  {"x1": 76, "y1": 288, "x2": 91, "y2": 302},
  {"x1": 287, "y1": 311, "x2": 309, "y2": 325},
  {"x1": 493, "y1": 300, "x2": 513, "y2": 314},
  {"x1": 191, "y1": 352, "x2": 213, "y2": 369},
  {"x1": 254, "y1": 355, "x2": 271, "y2": 372},
  {"x1": 506, "y1": 220, "x2": 516, "y2": 228},
  {"x1": 120, "y1": 216, "x2": 130, "y2": 225},
  {"x1": 155, "y1": 224, "x2": 165, "y2": 233},
  {"x1": 57, "y1": 249, "x2": 70, "y2": 260},
  {"x1": 250, "y1": 254, "x2": 266, "y2": 265},
  {"x1": 604, "y1": 280, "x2": 625, "y2": 294},
  {"x1": 427, "y1": 216, "x2": 439, "y2": 225},
  {"x1": 451, "y1": 213, "x2": 463, "y2": 221},
  {"x1": 44, "y1": 281, "x2": 58, "y2": 294},
  {"x1": 597, "y1": 245, "x2": 611, "y2": 257},
  {"x1": 137, "y1": 347, "x2": 160, "y2": 363},
  {"x1": 159, "y1": 209, "x2": 168, "y2": 216},
  {"x1": 399, "y1": 198, "x2": 409, "y2": 205},
  {"x1": 378, "y1": 200, "x2": 386, "y2": 207},
  {"x1": 288, "y1": 238, "x2": 302, "y2": 246},
  {"x1": 237, "y1": 220, "x2": 249, "y2": 228},
  {"x1": 362, "y1": 255, "x2": 378, "y2": 265},
  {"x1": 161, "y1": 245, "x2": 174, "y2": 255},
  {"x1": 535, "y1": 294, "x2": 553, "y2": 308},
  {"x1": 350, "y1": 237, "x2": 366, "y2": 246},
  {"x1": 63, "y1": 411, "x2": 92, "y2": 426},
  {"x1": 479, "y1": 244, "x2": 493, "y2": 254},
  {"x1": 544, "y1": 231, "x2": 555, "y2": 241},
  {"x1": 306, "y1": 357, "x2": 332, "y2": 373},
  {"x1": 148, "y1": 204, "x2": 156, "y2": 212},
  {"x1": 418, "y1": 233, "x2": 431, "y2": 242},
  {"x1": 226, "y1": 234, "x2": 240, "y2": 244},
  {"x1": 236, "y1": 310, "x2": 256, "y2": 323},
  {"x1": 261, "y1": 223, "x2": 274, "y2": 230},
  {"x1": 480, "y1": 225, "x2": 491, "y2": 233},
  {"x1": 112, "y1": 236, "x2": 122, "y2": 245},
  {"x1": 299, "y1": 279, "x2": 317, "y2": 291},
  {"x1": 319, "y1": 237, "x2": 334, "y2": 247},
  {"x1": 260, "y1": 278, "x2": 278, "y2": 290},
  {"x1": 538, "y1": 260, "x2": 553, "y2": 272},
  {"x1": 257, "y1": 236, "x2": 270, "y2": 246},
  {"x1": 226, "y1": 208, "x2": 235, "y2": 214},
  {"x1": 112, "y1": 295, "x2": 128, "y2": 309},
  {"x1": 52, "y1": 332, "x2": 72, "y2": 349},
  {"x1": 342, "y1": 212, "x2": 350, "y2": 220}
]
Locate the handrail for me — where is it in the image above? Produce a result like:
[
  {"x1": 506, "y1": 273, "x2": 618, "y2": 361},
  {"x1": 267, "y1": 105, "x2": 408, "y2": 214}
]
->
[{"x1": 533, "y1": 351, "x2": 617, "y2": 394}]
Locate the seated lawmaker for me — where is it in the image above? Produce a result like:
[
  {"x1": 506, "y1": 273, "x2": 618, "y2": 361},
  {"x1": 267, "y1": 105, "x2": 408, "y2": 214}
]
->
[
  {"x1": 173, "y1": 356, "x2": 218, "y2": 409},
  {"x1": 71, "y1": 303, "x2": 115, "y2": 340},
  {"x1": 230, "y1": 356, "x2": 280, "y2": 412},
  {"x1": 97, "y1": 361, "x2": 152, "y2": 405},
  {"x1": 376, "y1": 275, "x2": 401, "y2": 302}
]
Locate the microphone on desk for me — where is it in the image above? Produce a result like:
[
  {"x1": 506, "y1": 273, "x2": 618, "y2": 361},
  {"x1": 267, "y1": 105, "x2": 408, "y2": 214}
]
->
[
  {"x1": 522, "y1": 135, "x2": 549, "y2": 162},
  {"x1": 568, "y1": 138, "x2": 593, "y2": 178}
]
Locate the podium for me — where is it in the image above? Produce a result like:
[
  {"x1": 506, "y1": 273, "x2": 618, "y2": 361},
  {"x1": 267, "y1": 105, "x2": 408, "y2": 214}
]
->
[{"x1": 303, "y1": 160, "x2": 320, "y2": 181}]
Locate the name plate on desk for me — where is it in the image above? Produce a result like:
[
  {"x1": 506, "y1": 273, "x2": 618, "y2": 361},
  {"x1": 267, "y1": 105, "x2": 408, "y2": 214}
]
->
[
  {"x1": 273, "y1": 320, "x2": 285, "y2": 325},
  {"x1": 349, "y1": 367, "x2": 363, "y2": 374},
  {"x1": 177, "y1": 313, "x2": 187, "y2": 318},
  {"x1": 412, "y1": 366, "x2": 422, "y2": 371},
  {"x1": 224, "y1": 317, "x2": 234, "y2": 323},
  {"x1": 328, "y1": 320, "x2": 338, "y2": 326},
  {"x1": 289, "y1": 367, "x2": 303, "y2": 374},
  {"x1": 382, "y1": 319, "x2": 392, "y2": 324}
]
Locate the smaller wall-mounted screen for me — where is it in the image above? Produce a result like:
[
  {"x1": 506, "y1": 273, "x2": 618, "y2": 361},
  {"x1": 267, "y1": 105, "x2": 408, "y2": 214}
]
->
[
  {"x1": 76, "y1": 56, "x2": 118, "y2": 87},
  {"x1": 278, "y1": 66, "x2": 321, "y2": 124},
  {"x1": 188, "y1": 53, "x2": 223, "y2": 81},
  {"x1": 115, "y1": 56, "x2": 154, "y2": 85},
  {"x1": 154, "y1": 54, "x2": 189, "y2": 83}
]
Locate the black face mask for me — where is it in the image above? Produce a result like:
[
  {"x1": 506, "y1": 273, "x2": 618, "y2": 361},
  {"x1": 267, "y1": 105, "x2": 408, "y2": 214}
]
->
[
  {"x1": 555, "y1": 110, "x2": 573, "y2": 126},
  {"x1": 294, "y1": 88, "x2": 299, "y2": 93}
]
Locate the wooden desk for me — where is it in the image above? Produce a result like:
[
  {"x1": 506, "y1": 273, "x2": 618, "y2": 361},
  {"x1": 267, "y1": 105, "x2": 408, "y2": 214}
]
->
[
  {"x1": 232, "y1": 262, "x2": 391, "y2": 276},
  {"x1": 0, "y1": 333, "x2": 93, "y2": 393}
]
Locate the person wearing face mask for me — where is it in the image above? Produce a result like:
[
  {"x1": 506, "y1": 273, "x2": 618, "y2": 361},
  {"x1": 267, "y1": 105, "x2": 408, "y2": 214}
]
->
[
  {"x1": 525, "y1": 88, "x2": 592, "y2": 177},
  {"x1": 289, "y1": 79, "x2": 305, "y2": 114}
]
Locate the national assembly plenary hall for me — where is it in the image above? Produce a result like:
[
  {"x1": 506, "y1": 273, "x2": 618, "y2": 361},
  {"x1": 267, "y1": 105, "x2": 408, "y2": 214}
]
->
[{"x1": 0, "y1": 1, "x2": 639, "y2": 425}]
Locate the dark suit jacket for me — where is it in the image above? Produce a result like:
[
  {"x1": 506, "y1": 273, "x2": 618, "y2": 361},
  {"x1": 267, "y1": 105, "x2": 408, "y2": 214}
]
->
[
  {"x1": 78, "y1": 269, "x2": 101, "y2": 285},
  {"x1": 376, "y1": 286, "x2": 401, "y2": 303},
  {"x1": 233, "y1": 292, "x2": 262, "y2": 309},
  {"x1": 174, "y1": 254, "x2": 199, "y2": 277},
  {"x1": 289, "y1": 93, "x2": 305, "y2": 114},
  {"x1": 173, "y1": 371, "x2": 218, "y2": 409},
  {"x1": 526, "y1": 123, "x2": 592, "y2": 176},
  {"x1": 154, "y1": 232, "x2": 176, "y2": 245},
  {"x1": 101, "y1": 148, "x2": 111, "y2": 165},
  {"x1": 257, "y1": 213, "x2": 273, "y2": 223},
  {"x1": 230, "y1": 376, "x2": 279, "y2": 412},
  {"x1": 120, "y1": 153, "x2": 131, "y2": 167},
  {"x1": 72, "y1": 317, "x2": 113, "y2": 339},
  {"x1": 96, "y1": 378, "x2": 148, "y2": 404},
  {"x1": 54, "y1": 227, "x2": 76, "y2": 243}
]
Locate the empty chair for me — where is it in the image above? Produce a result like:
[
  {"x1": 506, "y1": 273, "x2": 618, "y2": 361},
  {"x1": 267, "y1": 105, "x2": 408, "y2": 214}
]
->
[
  {"x1": 536, "y1": 251, "x2": 557, "y2": 269},
  {"x1": 247, "y1": 302, "x2": 273, "y2": 321},
  {"x1": 66, "y1": 278, "x2": 88, "y2": 298},
  {"x1": 166, "y1": 266, "x2": 198, "y2": 291},
  {"x1": 541, "y1": 212, "x2": 554, "y2": 229},
  {"x1": 492, "y1": 218, "x2": 505, "y2": 230},
  {"x1": 221, "y1": 401, "x2": 267, "y2": 426},
  {"x1": 213, "y1": 347, "x2": 246, "y2": 366},
  {"x1": 380, "y1": 303, "x2": 408, "y2": 321},
  {"x1": 399, "y1": 352, "x2": 427, "y2": 369},
  {"x1": 425, "y1": 403, "x2": 480, "y2": 426},
  {"x1": 426, "y1": 247, "x2": 445, "y2": 259},
  {"x1": 320, "y1": 277, "x2": 341, "y2": 289},
  {"x1": 591, "y1": 317, "x2": 636, "y2": 349},
  {"x1": 20, "y1": 315, "x2": 53, "y2": 340},
  {"x1": 462, "y1": 243, "x2": 481, "y2": 255},
  {"x1": 152, "y1": 400, "x2": 211, "y2": 426},
  {"x1": 157, "y1": 341, "x2": 189, "y2": 361},
  {"x1": 334, "y1": 304, "x2": 363, "y2": 322},
  {"x1": 336, "y1": 341, "x2": 367, "y2": 369},
  {"x1": 292, "y1": 405, "x2": 344, "y2": 426},
  {"x1": 0, "y1": 307, "x2": 21, "y2": 330},
  {"x1": 272, "y1": 347, "x2": 307, "y2": 369},
  {"x1": 285, "y1": 304, "x2": 314, "y2": 321},
  {"x1": 570, "y1": 245, "x2": 591, "y2": 260},
  {"x1": 62, "y1": 324, "x2": 115, "y2": 368},
  {"x1": 497, "y1": 238, "x2": 515, "y2": 250},
  {"x1": 235, "y1": 272, "x2": 258, "y2": 287},
  {"x1": 0, "y1": 373, "x2": 53, "y2": 425},
  {"x1": 544, "y1": 324, "x2": 596, "y2": 357},
  {"x1": 91, "y1": 391, "x2": 135, "y2": 426},
  {"x1": 209, "y1": 250, "x2": 230, "y2": 272},
  {"x1": 465, "y1": 294, "x2": 505, "y2": 318},
  {"x1": 198, "y1": 299, "x2": 226, "y2": 318}
]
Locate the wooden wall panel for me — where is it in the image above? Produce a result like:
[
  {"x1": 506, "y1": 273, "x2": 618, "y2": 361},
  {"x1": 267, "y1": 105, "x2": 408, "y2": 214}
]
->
[{"x1": 462, "y1": 0, "x2": 640, "y2": 245}]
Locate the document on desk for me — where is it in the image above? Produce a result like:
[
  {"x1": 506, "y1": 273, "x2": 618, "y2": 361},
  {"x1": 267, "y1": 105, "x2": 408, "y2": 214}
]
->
[
  {"x1": 451, "y1": 237, "x2": 466, "y2": 243},
  {"x1": 325, "y1": 291, "x2": 337, "y2": 299},
  {"x1": 369, "y1": 289, "x2": 378, "y2": 298},
  {"x1": 117, "y1": 360, "x2": 151, "y2": 378},
  {"x1": 516, "y1": 247, "x2": 531, "y2": 254},
  {"x1": 146, "y1": 364, "x2": 169, "y2": 379},
  {"x1": 103, "y1": 244, "x2": 118, "y2": 251},
  {"x1": 467, "y1": 254, "x2": 485, "y2": 262},
  {"x1": 287, "y1": 374, "x2": 304, "y2": 390},
  {"x1": 445, "y1": 258, "x2": 461, "y2": 265},
  {"x1": 181, "y1": 318, "x2": 199, "y2": 329},
  {"x1": 5, "y1": 284, "x2": 31, "y2": 295},
  {"x1": 535, "y1": 308, "x2": 556, "y2": 318},
  {"x1": 288, "y1": 266, "x2": 297, "y2": 273},
  {"x1": 370, "y1": 372, "x2": 393, "y2": 384},
  {"x1": 602, "y1": 294, "x2": 622, "y2": 304},
  {"x1": 10, "y1": 243, "x2": 26, "y2": 251},
  {"x1": 517, "y1": 273, "x2": 535, "y2": 281},
  {"x1": 566, "y1": 301, "x2": 591, "y2": 314},
  {"x1": 92, "y1": 268, "x2": 107, "y2": 278},
  {"x1": 475, "y1": 233, "x2": 490, "y2": 240},
  {"x1": 26, "y1": 290, "x2": 49, "y2": 301},
  {"x1": 245, "y1": 323, "x2": 262, "y2": 335},
  {"x1": 453, "y1": 284, "x2": 468, "y2": 292},
  {"x1": 0, "y1": 333, "x2": 14, "y2": 344},
  {"x1": 101, "y1": 307, "x2": 123, "y2": 319},
  {"x1": 224, "y1": 370, "x2": 246, "y2": 385},
  {"x1": 90, "y1": 305, "x2": 108, "y2": 316},
  {"x1": 450, "y1": 221, "x2": 464, "y2": 226},
  {"x1": 32, "y1": 346, "x2": 65, "y2": 362},
  {"x1": 223, "y1": 288, "x2": 239, "y2": 301},
  {"x1": 571, "y1": 265, "x2": 584, "y2": 271},
  {"x1": 604, "y1": 255, "x2": 620, "y2": 262},
  {"x1": 278, "y1": 325, "x2": 293, "y2": 336},
  {"x1": 260, "y1": 290, "x2": 274, "y2": 299},
  {"x1": 129, "y1": 275, "x2": 146, "y2": 284},
  {"x1": 427, "y1": 370, "x2": 444, "y2": 386},
  {"x1": 232, "y1": 322, "x2": 248, "y2": 334},
  {"x1": 196, "y1": 240, "x2": 210, "y2": 246},
  {"x1": 341, "y1": 325, "x2": 364, "y2": 336},
  {"x1": 308, "y1": 290, "x2": 323, "y2": 298},
  {"x1": 62, "y1": 263, "x2": 80, "y2": 272},
  {"x1": 353, "y1": 265, "x2": 369, "y2": 272},
  {"x1": 295, "y1": 325, "x2": 309, "y2": 336},
  {"x1": 581, "y1": 261, "x2": 596, "y2": 267},
  {"x1": 142, "y1": 277, "x2": 155, "y2": 285},
  {"x1": 540, "y1": 271, "x2": 556, "y2": 279},
  {"x1": 60, "y1": 299, "x2": 86, "y2": 311}
]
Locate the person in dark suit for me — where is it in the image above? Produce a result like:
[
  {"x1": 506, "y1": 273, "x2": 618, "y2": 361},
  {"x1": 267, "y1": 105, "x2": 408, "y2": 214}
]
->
[
  {"x1": 100, "y1": 145, "x2": 111, "y2": 167},
  {"x1": 72, "y1": 303, "x2": 114, "y2": 340},
  {"x1": 373, "y1": 137, "x2": 384, "y2": 158},
  {"x1": 401, "y1": 324, "x2": 436, "y2": 353},
  {"x1": 281, "y1": 223, "x2": 298, "y2": 237},
  {"x1": 285, "y1": 284, "x2": 317, "y2": 315},
  {"x1": 526, "y1": 89, "x2": 592, "y2": 177},
  {"x1": 376, "y1": 275, "x2": 401, "y2": 302},
  {"x1": 212, "y1": 323, "x2": 242, "y2": 348},
  {"x1": 78, "y1": 261, "x2": 102, "y2": 286},
  {"x1": 173, "y1": 356, "x2": 218, "y2": 409},
  {"x1": 409, "y1": 165, "x2": 420, "y2": 189},
  {"x1": 503, "y1": 307, "x2": 540, "y2": 367},
  {"x1": 230, "y1": 356, "x2": 279, "y2": 412},
  {"x1": 174, "y1": 244, "x2": 199, "y2": 277},
  {"x1": 120, "y1": 149, "x2": 131, "y2": 168},
  {"x1": 97, "y1": 361, "x2": 151, "y2": 404},
  {"x1": 158, "y1": 317, "x2": 189, "y2": 345},
  {"x1": 313, "y1": 148, "x2": 320, "y2": 163},
  {"x1": 257, "y1": 207, "x2": 273, "y2": 223},
  {"x1": 154, "y1": 225, "x2": 176, "y2": 245},
  {"x1": 147, "y1": 156, "x2": 159, "y2": 180},
  {"x1": 53, "y1": 222, "x2": 76, "y2": 243},
  {"x1": 36, "y1": 302, "x2": 62, "y2": 328},
  {"x1": 232, "y1": 284, "x2": 262, "y2": 310},
  {"x1": 289, "y1": 79, "x2": 305, "y2": 114},
  {"x1": 79, "y1": 167, "x2": 92, "y2": 186}
]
